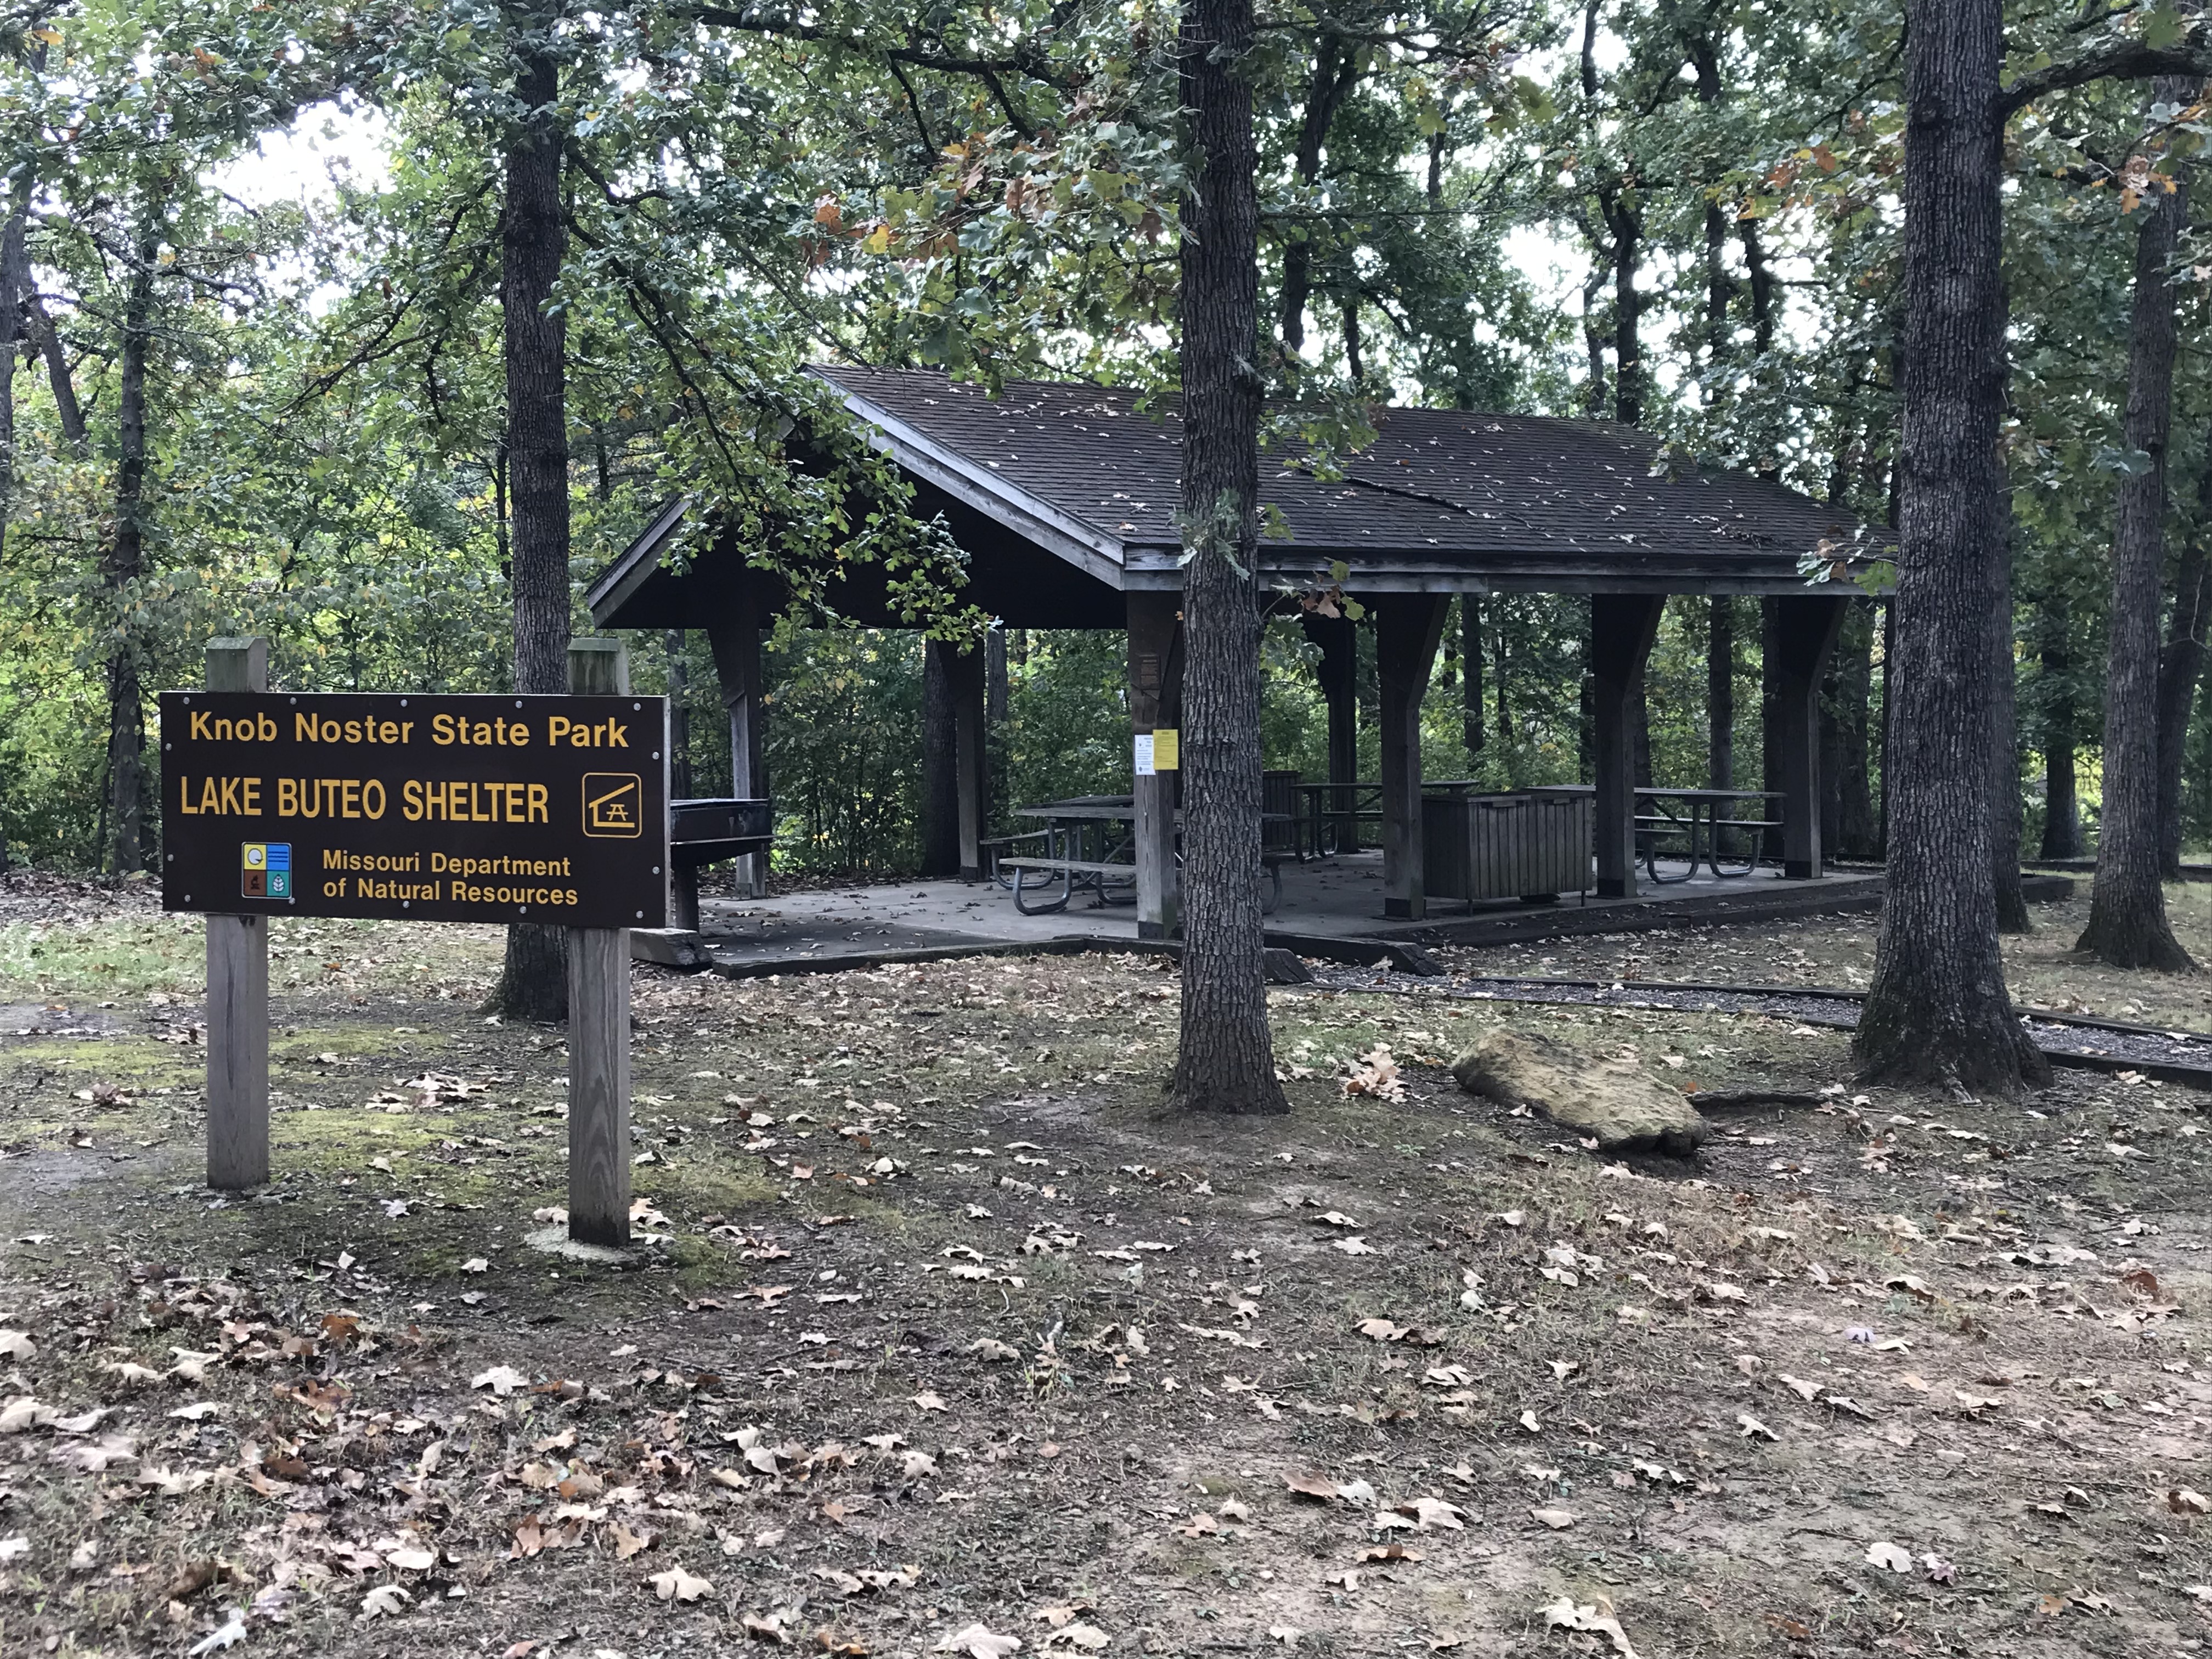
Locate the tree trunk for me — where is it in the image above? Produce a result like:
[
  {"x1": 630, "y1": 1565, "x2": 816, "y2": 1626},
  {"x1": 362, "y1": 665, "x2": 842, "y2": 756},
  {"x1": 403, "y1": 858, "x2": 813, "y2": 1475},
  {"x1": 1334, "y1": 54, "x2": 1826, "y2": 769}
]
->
[
  {"x1": 1462, "y1": 596, "x2": 1484, "y2": 761},
  {"x1": 2155, "y1": 430, "x2": 2212, "y2": 873},
  {"x1": 1836, "y1": 606, "x2": 1878, "y2": 856},
  {"x1": 1992, "y1": 525, "x2": 2028, "y2": 930},
  {"x1": 1608, "y1": 198, "x2": 1641, "y2": 426},
  {"x1": 1169, "y1": 0, "x2": 1285, "y2": 1116},
  {"x1": 0, "y1": 170, "x2": 25, "y2": 558},
  {"x1": 666, "y1": 630, "x2": 691, "y2": 798},
  {"x1": 1278, "y1": 36, "x2": 1356, "y2": 357},
  {"x1": 2039, "y1": 595, "x2": 2082, "y2": 858},
  {"x1": 487, "y1": 20, "x2": 574, "y2": 1022},
  {"x1": 1708, "y1": 595, "x2": 1734, "y2": 788},
  {"x1": 27, "y1": 297, "x2": 88, "y2": 458},
  {"x1": 102, "y1": 219, "x2": 160, "y2": 876},
  {"x1": 1581, "y1": 270, "x2": 1608, "y2": 420},
  {"x1": 2077, "y1": 75, "x2": 2195, "y2": 970},
  {"x1": 1759, "y1": 599, "x2": 1781, "y2": 860},
  {"x1": 919, "y1": 637, "x2": 960, "y2": 877},
  {"x1": 986, "y1": 624, "x2": 1008, "y2": 721},
  {"x1": 1855, "y1": 0, "x2": 2048, "y2": 1092}
]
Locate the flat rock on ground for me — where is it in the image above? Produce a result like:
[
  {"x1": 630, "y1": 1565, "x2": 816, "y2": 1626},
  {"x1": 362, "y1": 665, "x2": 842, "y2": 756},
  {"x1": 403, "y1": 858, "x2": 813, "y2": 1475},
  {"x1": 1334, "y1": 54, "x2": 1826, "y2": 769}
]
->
[{"x1": 1451, "y1": 1026, "x2": 1708, "y2": 1155}]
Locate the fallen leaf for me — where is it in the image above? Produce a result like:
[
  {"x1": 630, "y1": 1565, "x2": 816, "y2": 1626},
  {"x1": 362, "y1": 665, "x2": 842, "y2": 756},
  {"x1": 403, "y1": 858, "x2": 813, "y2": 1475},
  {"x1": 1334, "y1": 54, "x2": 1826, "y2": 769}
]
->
[
  {"x1": 1041, "y1": 1623, "x2": 1109, "y2": 1651},
  {"x1": 1865, "y1": 1541, "x2": 1912, "y2": 1572},
  {"x1": 362, "y1": 1584, "x2": 411, "y2": 1618},
  {"x1": 1283, "y1": 1470, "x2": 1348, "y2": 1501},
  {"x1": 1538, "y1": 1596, "x2": 1638, "y2": 1659},
  {"x1": 649, "y1": 1566, "x2": 714, "y2": 1602},
  {"x1": 1737, "y1": 1413, "x2": 1777, "y2": 1442},
  {"x1": 471, "y1": 1364, "x2": 529, "y2": 1396},
  {"x1": 1531, "y1": 1507, "x2": 1577, "y2": 1530},
  {"x1": 935, "y1": 1624, "x2": 1021, "y2": 1657},
  {"x1": 0, "y1": 1331, "x2": 32, "y2": 1361},
  {"x1": 912, "y1": 1391, "x2": 949, "y2": 1412},
  {"x1": 188, "y1": 1611, "x2": 249, "y2": 1655}
]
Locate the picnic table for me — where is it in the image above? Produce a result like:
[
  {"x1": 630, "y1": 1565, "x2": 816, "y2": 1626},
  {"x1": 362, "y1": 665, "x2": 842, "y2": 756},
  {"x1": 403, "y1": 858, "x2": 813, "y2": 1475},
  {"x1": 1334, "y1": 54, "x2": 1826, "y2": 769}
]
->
[
  {"x1": 1299, "y1": 777, "x2": 1485, "y2": 859},
  {"x1": 1629, "y1": 787, "x2": 1780, "y2": 883},
  {"x1": 994, "y1": 795, "x2": 1293, "y2": 916}
]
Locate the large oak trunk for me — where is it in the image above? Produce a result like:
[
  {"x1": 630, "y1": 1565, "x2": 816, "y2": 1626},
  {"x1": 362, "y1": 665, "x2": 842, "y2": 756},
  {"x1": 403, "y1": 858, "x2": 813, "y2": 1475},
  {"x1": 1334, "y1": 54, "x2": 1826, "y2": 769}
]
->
[
  {"x1": 487, "y1": 25, "x2": 575, "y2": 1022},
  {"x1": 1855, "y1": 0, "x2": 2047, "y2": 1093},
  {"x1": 1169, "y1": 0, "x2": 1285, "y2": 1116},
  {"x1": 2077, "y1": 75, "x2": 2195, "y2": 970}
]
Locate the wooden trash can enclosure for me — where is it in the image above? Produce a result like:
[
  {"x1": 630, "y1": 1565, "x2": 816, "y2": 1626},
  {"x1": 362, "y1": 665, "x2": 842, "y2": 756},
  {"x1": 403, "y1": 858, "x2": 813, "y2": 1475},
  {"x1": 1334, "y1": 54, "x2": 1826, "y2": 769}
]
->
[{"x1": 1422, "y1": 789, "x2": 1593, "y2": 904}]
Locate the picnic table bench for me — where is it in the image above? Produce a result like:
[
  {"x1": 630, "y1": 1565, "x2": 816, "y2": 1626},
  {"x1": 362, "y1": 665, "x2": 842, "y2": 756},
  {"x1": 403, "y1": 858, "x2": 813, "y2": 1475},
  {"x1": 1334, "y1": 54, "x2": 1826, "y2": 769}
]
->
[{"x1": 1001, "y1": 796, "x2": 1290, "y2": 916}]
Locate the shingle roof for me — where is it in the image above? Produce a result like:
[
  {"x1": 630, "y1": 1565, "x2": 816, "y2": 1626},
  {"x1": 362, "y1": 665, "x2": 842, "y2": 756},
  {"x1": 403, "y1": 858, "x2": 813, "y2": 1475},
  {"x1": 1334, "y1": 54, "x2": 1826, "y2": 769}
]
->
[{"x1": 814, "y1": 364, "x2": 1880, "y2": 594}]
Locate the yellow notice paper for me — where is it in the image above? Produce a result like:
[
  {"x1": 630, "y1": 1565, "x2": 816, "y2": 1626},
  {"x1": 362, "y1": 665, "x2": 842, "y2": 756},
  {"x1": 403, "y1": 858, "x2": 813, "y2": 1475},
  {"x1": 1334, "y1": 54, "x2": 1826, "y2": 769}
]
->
[{"x1": 1152, "y1": 728, "x2": 1180, "y2": 770}]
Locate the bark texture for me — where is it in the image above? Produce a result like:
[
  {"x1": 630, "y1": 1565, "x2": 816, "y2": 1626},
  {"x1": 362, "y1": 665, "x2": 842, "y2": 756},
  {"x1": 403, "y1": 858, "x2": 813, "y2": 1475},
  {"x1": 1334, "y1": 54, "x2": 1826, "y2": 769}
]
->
[
  {"x1": 0, "y1": 170, "x2": 25, "y2": 558},
  {"x1": 1277, "y1": 36, "x2": 1357, "y2": 356},
  {"x1": 1169, "y1": 0, "x2": 1286, "y2": 1115},
  {"x1": 1833, "y1": 605, "x2": 1879, "y2": 855},
  {"x1": 1708, "y1": 595, "x2": 1734, "y2": 789},
  {"x1": 1462, "y1": 597, "x2": 1485, "y2": 761},
  {"x1": 1992, "y1": 529, "x2": 2029, "y2": 931},
  {"x1": 2038, "y1": 595, "x2": 2082, "y2": 858},
  {"x1": 2155, "y1": 435, "x2": 2212, "y2": 873},
  {"x1": 103, "y1": 218, "x2": 159, "y2": 876},
  {"x1": 487, "y1": 24, "x2": 574, "y2": 1022},
  {"x1": 2077, "y1": 74, "x2": 2196, "y2": 970},
  {"x1": 29, "y1": 297, "x2": 87, "y2": 455},
  {"x1": 1854, "y1": 0, "x2": 2049, "y2": 1092}
]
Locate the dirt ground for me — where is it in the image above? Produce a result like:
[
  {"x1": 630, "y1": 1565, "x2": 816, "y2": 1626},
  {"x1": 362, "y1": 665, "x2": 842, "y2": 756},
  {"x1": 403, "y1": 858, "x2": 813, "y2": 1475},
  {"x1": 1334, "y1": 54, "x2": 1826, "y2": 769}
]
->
[{"x1": 2, "y1": 873, "x2": 2210, "y2": 1658}]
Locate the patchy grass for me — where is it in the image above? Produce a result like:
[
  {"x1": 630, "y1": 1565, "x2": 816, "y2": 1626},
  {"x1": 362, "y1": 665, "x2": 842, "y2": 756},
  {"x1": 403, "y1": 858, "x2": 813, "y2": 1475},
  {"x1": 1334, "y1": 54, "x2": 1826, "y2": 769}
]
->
[{"x1": 0, "y1": 901, "x2": 2209, "y2": 1658}]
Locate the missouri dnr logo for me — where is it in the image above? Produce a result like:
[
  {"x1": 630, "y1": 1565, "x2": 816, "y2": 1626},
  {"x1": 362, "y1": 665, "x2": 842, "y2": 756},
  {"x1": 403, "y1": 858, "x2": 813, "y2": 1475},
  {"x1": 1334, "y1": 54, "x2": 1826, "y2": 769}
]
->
[
  {"x1": 241, "y1": 842, "x2": 292, "y2": 899},
  {"x1": 583, "y1": 774, "x2": 642, "y2": 837}
]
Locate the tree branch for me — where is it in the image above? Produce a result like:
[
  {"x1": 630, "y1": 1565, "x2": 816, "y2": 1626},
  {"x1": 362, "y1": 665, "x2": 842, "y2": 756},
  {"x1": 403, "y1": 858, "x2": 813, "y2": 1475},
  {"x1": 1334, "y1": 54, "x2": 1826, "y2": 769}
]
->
[
  {"x1": 679, "y1": 5, "x2": 1060, "y2": 85},
  {"x1": 2001, "y1": 36, "x2": 2212, "y2": 116}
]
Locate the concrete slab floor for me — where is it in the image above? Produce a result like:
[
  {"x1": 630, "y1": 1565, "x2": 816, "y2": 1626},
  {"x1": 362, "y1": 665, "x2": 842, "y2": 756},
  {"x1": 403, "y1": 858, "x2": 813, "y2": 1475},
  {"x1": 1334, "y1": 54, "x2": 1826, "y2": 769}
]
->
[{"x1": 689, "y1": 852, "x2": 1885, "y2": 969}]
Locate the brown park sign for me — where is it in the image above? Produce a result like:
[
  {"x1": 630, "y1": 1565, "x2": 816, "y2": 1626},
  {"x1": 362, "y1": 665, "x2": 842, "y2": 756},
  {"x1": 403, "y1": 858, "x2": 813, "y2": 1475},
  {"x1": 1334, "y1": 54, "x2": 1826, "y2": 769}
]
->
[{"x1": 160, "y1": 690, "x2": 670, "y2": 929}]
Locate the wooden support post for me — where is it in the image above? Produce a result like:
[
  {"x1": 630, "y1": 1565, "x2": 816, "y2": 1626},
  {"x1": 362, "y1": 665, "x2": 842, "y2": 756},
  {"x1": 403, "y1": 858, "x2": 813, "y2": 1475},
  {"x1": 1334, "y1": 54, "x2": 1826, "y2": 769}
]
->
[
  {"x1": 1374, "y1": 595, "x2": 1451, "y2": 920},
  {"x1": 707, "y1": 588, "x2": 767, "y2": 900},
  {"x1": 205, "y1": 635, "x2": 270, "y2": 1190},
  {"x1": 1592, "y1": 595, "x2": 1666, "y2": 898},
  {"x1": 1773, "y1": 595, "x2": 1851, "y2": 879},
  {"x1": 567, "y1": 638, "x2": 633, "y2": 1248},
  {"x1": 1300, "y1": 611, "x2": 1358, "y2": 850},
  {"x1": 950, "y1": 644, "x2": 988, "y2": 881},
  {"x1": 665, "y1": 629, "x2": 698, "y2": 931},
  {"x1": 1128, "y1": 593, "x2": 1184, "y2": 939}
]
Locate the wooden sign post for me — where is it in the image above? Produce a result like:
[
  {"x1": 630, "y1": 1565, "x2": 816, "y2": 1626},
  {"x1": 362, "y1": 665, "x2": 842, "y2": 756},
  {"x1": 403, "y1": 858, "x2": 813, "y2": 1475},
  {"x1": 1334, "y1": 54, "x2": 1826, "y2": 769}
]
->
[
  {"x1": 565, "y1": 638, "x2": 633, "y2": 1247},
  {"x1": 161, "y1": 637, "x2": 668, "y2": 1253},
  {"x1": 205, "y1": 637, "x2": 271, "y2": 1191}
]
